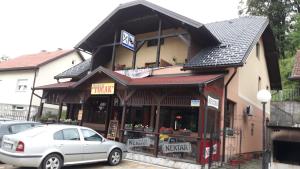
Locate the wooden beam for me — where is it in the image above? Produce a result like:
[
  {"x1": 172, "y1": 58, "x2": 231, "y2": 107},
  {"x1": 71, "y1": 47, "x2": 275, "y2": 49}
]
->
[
  {"x1": 132, "y1": 41, "x2": 145, "y2": 68},
  {"x1": 120, "y1": 15, "x2": 158, "y2": 26},
  {"x1": 57, "y1": 102, "x2": 63, "y2": 123},
  {"x1": 111, "y1": 30, "x2": 118, "y2": 71},
  {"x1": 156, "y1": 19, "x2": 162, "y2": 67}
]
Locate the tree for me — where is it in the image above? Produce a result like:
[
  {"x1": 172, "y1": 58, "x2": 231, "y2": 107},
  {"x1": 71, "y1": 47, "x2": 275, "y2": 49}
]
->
[{"x1": 239, "y1": 0, "x2": 300, "y2": 58}]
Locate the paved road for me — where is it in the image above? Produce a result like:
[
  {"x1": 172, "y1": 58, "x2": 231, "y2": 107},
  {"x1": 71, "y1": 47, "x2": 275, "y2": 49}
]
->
[{"x1": 0, "y1": 160, "x2": 170, "y2": 169}]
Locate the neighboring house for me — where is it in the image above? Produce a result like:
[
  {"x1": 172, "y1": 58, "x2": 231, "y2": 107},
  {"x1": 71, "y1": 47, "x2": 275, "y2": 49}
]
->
[
  {"x1": 266, "y1": 50, "x2": 300, "y2": 167},
  {"x1": 35, "y1": 0, "x2": 281, "y2": 167},
  {"x1": 0, "y1": 49, "x2": 84, "y2": 119}
]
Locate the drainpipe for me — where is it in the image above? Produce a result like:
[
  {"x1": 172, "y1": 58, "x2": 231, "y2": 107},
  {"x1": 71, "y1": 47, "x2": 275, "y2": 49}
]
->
[
  {"x1": 222, "y1": 67, "x2": 237, "y2": 163},
  {"x1": 27, "y1": 69, "x2": 38, "y2": 121}
]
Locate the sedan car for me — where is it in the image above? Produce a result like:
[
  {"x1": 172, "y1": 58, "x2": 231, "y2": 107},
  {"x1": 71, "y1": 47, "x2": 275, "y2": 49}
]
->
[{"x1": 0, "y1": 124, "x2": 127, "y2": 169}]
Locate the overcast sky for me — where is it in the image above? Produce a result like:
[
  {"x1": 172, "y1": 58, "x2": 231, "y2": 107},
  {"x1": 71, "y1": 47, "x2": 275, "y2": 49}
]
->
[{"x1": 0, "y1": 0, "x2": 240, "y2": 58}]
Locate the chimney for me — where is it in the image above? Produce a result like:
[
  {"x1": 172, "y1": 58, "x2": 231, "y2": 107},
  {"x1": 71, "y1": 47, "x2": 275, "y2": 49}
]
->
[{"x1": 41, "y1": 50, "x2": 47, "y2": 52}]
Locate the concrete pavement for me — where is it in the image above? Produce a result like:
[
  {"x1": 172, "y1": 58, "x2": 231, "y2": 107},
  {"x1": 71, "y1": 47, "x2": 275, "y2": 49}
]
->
[{"x1": 0, "y1": 160, "x2": 172, "y2": 169}]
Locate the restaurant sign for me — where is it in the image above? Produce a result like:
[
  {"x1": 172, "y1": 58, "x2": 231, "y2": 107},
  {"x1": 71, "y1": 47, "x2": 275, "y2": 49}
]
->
[
  {"x1": 91, "y1": 83, "x2": 115, "y2": 95},
  {"x1": 127, "y1": 137, "x2": 151, "y2": 148},
  {"x1": 162, "y1": 142, "x2": 192, "y2": 153},
  {"x1": 207, "y1": 95, "x2": 219, "y2": 110}
]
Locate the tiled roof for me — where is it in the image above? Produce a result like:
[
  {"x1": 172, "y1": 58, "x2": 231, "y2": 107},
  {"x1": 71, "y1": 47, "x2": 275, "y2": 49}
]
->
[
  {"x1": 55, "y1": 58, "x2": 91, "y2": 79},
  {"x1": 0, "y1": 49, "x2": 74, "y2": 71},
  {"x1": 290, "y1": 51, "x2": 300, "y2": 80},
  {"x1": 184, "y1": 16, "x2": 269, "y2": 69}
]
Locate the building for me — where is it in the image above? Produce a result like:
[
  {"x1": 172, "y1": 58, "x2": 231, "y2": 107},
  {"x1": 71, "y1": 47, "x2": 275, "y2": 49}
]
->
[
  {"x1": 35, "y1": 0, "x2": 281, "y2": 167},
  {"x1": 0, "y1": 49, "x2": 84, "y2": 120}
]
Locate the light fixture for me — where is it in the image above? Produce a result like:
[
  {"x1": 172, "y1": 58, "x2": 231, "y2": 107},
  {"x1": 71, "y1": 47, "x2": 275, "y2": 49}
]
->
[{"x1": 257, "y1": 89, "x2": 271, "y2": 103}]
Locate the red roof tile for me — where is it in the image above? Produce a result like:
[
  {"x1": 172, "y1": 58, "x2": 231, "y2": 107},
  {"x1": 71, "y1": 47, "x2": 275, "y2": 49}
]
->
[
  {"x1": 0, "y1": 49, "x2": 74, "y2": 71},
  {"x1": 291, "y1": 51, "x2": 300, "y2": 80}
]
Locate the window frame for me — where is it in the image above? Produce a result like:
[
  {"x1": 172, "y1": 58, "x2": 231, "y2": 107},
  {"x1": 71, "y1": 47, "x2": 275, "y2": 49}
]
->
[
  {"x1": 53, "y1": 128, "x2": 81, "y2": 141},
  {"x1": 16, "y1": 79, "x2": 29, "y2": 92}
]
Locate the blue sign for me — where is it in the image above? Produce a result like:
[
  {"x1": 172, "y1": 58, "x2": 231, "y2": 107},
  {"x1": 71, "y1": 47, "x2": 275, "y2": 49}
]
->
[{"x1": 121, "y1": 30, "x2": 135, "y2": 51}]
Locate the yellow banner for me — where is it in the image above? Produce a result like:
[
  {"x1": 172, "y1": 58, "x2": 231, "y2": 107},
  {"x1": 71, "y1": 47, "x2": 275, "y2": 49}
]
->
[{"x1": 91, "y1": 83, "x2": 115, "y2": 95}]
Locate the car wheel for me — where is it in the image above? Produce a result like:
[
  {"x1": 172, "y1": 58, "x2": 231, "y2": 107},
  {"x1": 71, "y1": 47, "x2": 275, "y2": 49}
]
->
[
  {"x1": 108, "y1": 149, "x2": 122, "y2": 166},
  {"x1": 41, "y1": 153, "x2": 63, "y2": 169}
]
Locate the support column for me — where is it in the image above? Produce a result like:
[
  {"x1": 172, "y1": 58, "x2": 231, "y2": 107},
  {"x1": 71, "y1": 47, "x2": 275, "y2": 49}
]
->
[
  {"x1": 37, "y1": 99, "x2": 44, "y2": 121},
  {"x1": 57, "y1": 102, "x2": 63, "y2": 123},
  {"x1": 154, "y1": 103, "x2": 161, "y2": 157},
  {"x1": 155, "y1": 19, "x2": 162, "y2": 67},
  {"x1": 111, "y1": 29, "x2": 118, "y2": 71},
  {"x1": 119, "y1": 102, "x2": 127, "y2": 142}
]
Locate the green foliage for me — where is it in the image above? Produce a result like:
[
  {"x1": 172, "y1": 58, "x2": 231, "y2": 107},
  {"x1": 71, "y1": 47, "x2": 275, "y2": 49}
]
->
[{"x1": 279, "y1": 56, "x2": 299, "y2": 89}]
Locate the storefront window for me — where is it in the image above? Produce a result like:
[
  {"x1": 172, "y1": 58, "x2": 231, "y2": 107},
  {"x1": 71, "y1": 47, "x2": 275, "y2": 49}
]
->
[
  {"x1": 125, "y1": 106, "x2": 154, "y2": 132},
  {"x1": 159, "y1": 107, "x2": 198, "y2": 136},
  {"x1": 86, "y1": 97, "x2": 108, "y2": 124}
]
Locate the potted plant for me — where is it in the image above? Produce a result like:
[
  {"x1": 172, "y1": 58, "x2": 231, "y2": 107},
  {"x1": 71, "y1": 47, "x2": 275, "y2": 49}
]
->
[
  {"x1": 144, "y1": 125, "x2": 153, "y2": 132},
  {"x1": 125, "y1": 123, "x2": 133, "y2": 130},
  {"x1": 134, "y1": 124, "x2": 144, "y2": 131}
]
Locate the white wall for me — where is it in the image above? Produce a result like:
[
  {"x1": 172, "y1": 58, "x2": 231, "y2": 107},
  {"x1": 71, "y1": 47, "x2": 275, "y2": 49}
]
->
[
  {"x1": 0, "y1": 70, "x2": 35, "y2": 105},
  {"x1": 0, "y1": 51, "x2": 83, "y2": 110}
]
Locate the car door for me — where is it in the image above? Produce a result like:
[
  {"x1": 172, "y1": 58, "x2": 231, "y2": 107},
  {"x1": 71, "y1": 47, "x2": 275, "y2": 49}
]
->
[
  {"x1": 53, "y1": 128, "x2": 83, "y2": 163},
  {"x1": 80, "y1": 129, "x2": 108, "y2": 161}
]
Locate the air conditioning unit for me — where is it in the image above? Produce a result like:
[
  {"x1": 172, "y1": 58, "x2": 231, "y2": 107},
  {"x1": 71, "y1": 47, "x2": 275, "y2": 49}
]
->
[{"x1": 244, "y1": 105, "x2": 254, "y2": 116}]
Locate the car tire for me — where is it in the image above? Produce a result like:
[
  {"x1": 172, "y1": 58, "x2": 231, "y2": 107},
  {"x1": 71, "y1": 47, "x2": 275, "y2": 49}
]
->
[
  {"x1": 41, "y1": 153, "x2": 63, "y2": 169},
  {"x1": 108, "y1": 149, "x2": 122, "y2": 166}
]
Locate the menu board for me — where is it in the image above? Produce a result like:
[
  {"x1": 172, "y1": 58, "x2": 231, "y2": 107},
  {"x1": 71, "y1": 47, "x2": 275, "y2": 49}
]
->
[{"x1": 107, "y1": 120, "x2": 119, "y2": 140}]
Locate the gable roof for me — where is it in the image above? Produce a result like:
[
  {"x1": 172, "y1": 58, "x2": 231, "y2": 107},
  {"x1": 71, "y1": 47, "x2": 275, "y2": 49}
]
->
[
  {"x1": 184, "y1": 16, "x2": 269, "y2": 68},
  {"x1": 75, "y1": 0, "x2": 219, "y2": 53},
  {"x1": 183, "y1": 16, "x2": 281, "y2": 90},
  {"x1": 0, "y1": 49, "x2": 81, "y2": 71},
  {"x1": 290, "y1": 51, "x2": 300, "y2": 80}
]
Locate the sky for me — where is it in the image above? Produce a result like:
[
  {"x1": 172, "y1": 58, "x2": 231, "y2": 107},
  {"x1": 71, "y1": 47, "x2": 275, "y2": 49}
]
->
[{"x1": 0, "y1": 0, "x2": 240, "y2": 58}]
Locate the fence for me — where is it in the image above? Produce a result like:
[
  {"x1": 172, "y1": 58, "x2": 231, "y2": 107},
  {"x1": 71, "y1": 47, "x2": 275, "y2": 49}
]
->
[
  {"x1": 272, "y1": 88, "x2": 300, "y2": 102},
  {"x1": 0, "y1": 110, "x2": 34, "y2": 121}
]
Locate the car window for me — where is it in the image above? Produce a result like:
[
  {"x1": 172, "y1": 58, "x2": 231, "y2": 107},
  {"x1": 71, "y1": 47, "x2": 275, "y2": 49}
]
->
[
  {"x1": 53, "y1": 130, "x2": 64, "y2": 140},
  {"x1": 10, "y1": 124, "x2": 34, "y2": 134},
  {"x1": 62, "y1": 128, "x2": 80, "y2": 141},
  {"x1": 81, "y1": 129, "x2": 102, "y2": 142}
]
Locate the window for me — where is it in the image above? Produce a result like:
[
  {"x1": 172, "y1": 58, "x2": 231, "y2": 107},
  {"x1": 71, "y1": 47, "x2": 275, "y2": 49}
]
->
[
  {"x1": 53, "y1": 129, "x2": 80, "y2": 141},
  {"x1": 258, "y1": 76, "x2": 261, "y2": 91},
  {"x1": 16, "y1": 79, "x2": 28, "y2": 92},
  {"x1": 147, "y1": 38, "x2": 164, "y2": 47},
  {"x1": 256, "y1": 43, "x2": 260, "y2": 59},
  {"x1": 81, "y1": 129, "x2": 102, "y2": 141},
  {"x1": 10, "y1": 124, "x2": 34, "y2": 134},
  {"x1": 225, "y1": 100, "x2": 235, "y2": 128},
  {"x1": 54, "y1": 130, "x2": 64, "y2": 140}
]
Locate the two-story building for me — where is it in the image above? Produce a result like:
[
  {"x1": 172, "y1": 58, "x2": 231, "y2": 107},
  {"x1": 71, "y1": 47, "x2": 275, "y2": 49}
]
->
[
  {"x1": 35, "y1": 0, "x2": 281, "y2": 167},
  {"x1": 0, "y1": 49, "x2": 84, "y2": 120}
]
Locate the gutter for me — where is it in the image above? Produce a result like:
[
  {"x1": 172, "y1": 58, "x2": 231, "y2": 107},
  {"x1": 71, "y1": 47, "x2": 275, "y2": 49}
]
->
[
  {"x1": 222, "y1": 67, "x2": 237, "y2": 163},
  {"x1": 27, "y1": 69, "x2": 38, "y2": 121}
]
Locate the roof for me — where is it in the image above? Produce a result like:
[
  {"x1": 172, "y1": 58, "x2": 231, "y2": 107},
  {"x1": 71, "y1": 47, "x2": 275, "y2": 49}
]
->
[
  {"x1": 290, "y1": 51, "x2": 300, "y2": 80},
  {"x1": 75, "y1": 0, "x2": 219, "y2": 52},
  {"x1": 54, "y1": 58, "x2": 91, "y2": 79},
  {"x1": 184, "y1": 16, "x2": 268, "y2": 68},
  {"x1": 35, "y1": 66, "x2": 224, "y2": 90},
  {"x1": 183, "y1": 16, "x2": 281, "y2": 90},
  {"x1": 0, "y1": 49, "x2": 80, "y2": 71}
]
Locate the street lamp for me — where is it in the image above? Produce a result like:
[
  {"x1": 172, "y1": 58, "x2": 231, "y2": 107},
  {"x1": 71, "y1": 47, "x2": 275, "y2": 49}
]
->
[{"x1": 257, "y1": 89, "x2": 271, "y2": 169}]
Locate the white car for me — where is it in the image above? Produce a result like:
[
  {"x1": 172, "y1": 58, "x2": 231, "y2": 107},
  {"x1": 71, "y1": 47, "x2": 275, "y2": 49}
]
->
[{"x1": 0, "y1": 124, "x2": 127, "y2": 169}]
